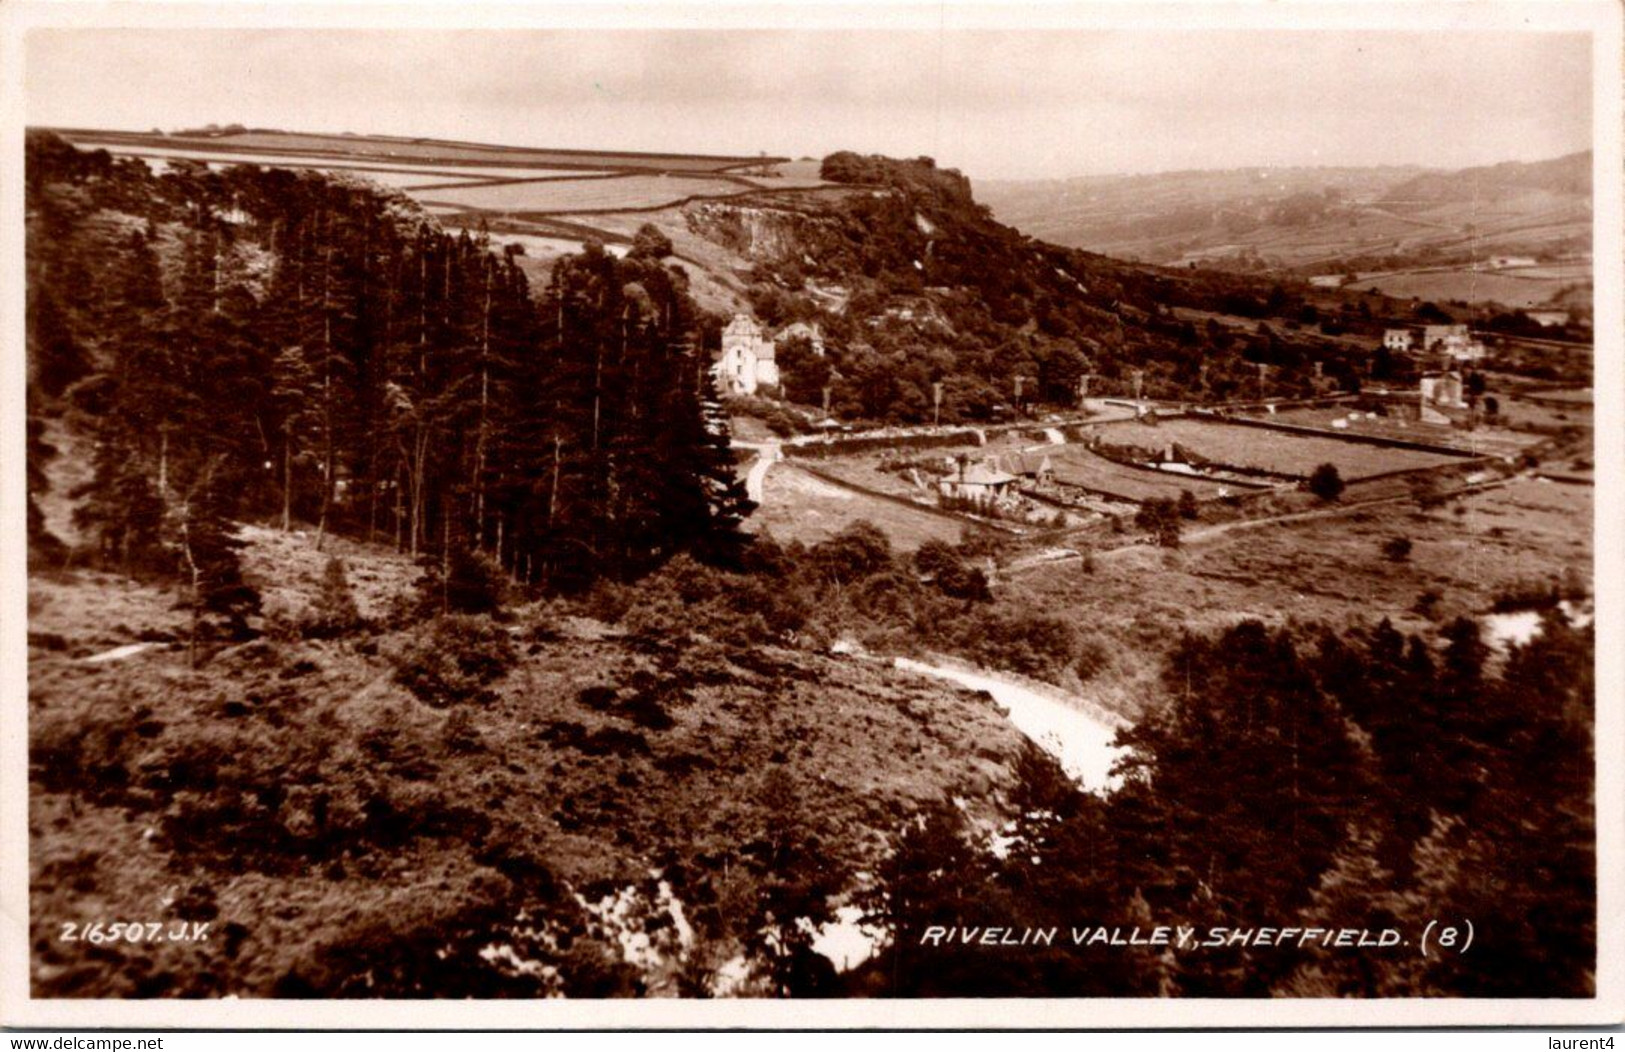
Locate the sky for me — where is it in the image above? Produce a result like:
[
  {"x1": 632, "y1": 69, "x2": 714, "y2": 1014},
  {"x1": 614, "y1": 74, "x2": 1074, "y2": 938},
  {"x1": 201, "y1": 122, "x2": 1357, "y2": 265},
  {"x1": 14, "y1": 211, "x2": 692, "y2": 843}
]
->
[{"x1": 25, "y1": 24, "x2": 1593, "y2": 181}]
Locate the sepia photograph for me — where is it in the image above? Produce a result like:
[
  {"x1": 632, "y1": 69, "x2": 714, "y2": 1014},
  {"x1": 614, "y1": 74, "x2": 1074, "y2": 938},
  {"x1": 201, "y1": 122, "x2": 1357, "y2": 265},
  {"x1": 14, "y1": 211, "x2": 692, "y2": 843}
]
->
[{"x1": 2, "y1": 0, "x2": 1619, "y2": 1030}]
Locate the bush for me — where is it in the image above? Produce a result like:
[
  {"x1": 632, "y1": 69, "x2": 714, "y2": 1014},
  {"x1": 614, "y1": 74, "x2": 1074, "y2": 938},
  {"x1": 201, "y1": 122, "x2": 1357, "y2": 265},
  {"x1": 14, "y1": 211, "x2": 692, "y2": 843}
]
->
[
  {"x1": 305, "y1": 556, "x2": 363, "y2": 638},
  {"x1": 390, "y1": 615, "x2": 517, "y2": 706},
  {"x1": 914, "y1": 539, "x2": 990, "y2": 601},
  {"x1": 580, "y1": 580, "x2": 634, "y2": 624},
  {"x1": 1381, "y1": 537, "x2": 1413, "y2": 562},
  {"x1": 810, "y1": 522, "x2": 893, "y2": 583},
  {"x1": 1134, "y1": 499, "x2": 1181, "y2": 548},
  {"x1": 1177, "y1": 489, "x2": 1200, "y2": 520},
  {"x1": 1307, "y1": 463, "x2": 1345, "y2": 502}
]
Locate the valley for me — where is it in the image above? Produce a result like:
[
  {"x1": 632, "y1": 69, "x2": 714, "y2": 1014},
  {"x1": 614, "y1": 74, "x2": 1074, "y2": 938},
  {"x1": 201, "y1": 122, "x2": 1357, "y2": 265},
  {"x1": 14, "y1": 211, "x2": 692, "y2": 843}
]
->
[{"x1": 22, "y1": 125, "x2": 1597, "y2": 1001}]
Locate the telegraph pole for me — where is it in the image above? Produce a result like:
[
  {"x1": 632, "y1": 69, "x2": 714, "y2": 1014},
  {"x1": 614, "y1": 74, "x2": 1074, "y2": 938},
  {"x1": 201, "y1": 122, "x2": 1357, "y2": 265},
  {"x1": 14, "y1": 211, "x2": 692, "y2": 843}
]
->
[{"x1": 932, "y1": 381, "x2": 943, "y2": 427}]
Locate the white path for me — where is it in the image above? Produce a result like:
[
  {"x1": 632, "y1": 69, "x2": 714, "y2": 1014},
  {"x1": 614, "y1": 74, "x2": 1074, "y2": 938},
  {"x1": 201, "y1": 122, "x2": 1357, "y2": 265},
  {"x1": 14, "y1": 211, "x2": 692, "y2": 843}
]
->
[
  {"x1": 82, "y1": 642, "x2": 163, "y2": 664},
  {"x1": 894, "y1": 656, "x2": 1125, "y2": 794},
  {"x1": 744, "y1": 443, "x2": 781, "y2": 503}
]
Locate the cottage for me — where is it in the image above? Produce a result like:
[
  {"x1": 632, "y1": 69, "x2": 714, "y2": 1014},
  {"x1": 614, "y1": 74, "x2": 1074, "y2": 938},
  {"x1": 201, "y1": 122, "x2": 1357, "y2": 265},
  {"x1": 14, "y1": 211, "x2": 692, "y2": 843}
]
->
[
  {"x1": 939, "y1": 457, "x2": 1019, "y2": 501},
  {"x1": 1527, "y1": 310, "x2": 1571, "y2": 328},
  {"x1": 717, "y1": 314, "x2": 779, "y2": 395}
]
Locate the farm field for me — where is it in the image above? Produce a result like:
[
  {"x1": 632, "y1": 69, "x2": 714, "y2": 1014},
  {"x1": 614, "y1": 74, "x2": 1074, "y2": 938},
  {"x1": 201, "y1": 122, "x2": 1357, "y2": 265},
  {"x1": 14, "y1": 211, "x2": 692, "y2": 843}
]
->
[
  {"x1": 1524, "y1": 387, "x2": 1593, "y2": 405},
  {"x1": 1257, "y1": 408, "x2": 1547, "y2": 458},
  {"x1": 1046, "y1": 444, "x2": 1247, "y2": 502},
  {"x1": 748, "y1": 463, "x2": 973, "y2": 551},
  {"x1": 1501, "y1": 262, "x2": 1592, "y2": 281},
  {"x1": 1351, "y1": 266, "x2": 1581, "y2": 309},
  {"x1": 1092, "y1": 417, "x2": 1467, "y2": 478},
  {"x1": 73, "y1": 142, "x2": 606, "y2": 181},
  {"x1": 63, "y1": 129, "x2": 776, "y2": 172},
  {"x1": 414, "y1": 175, "x2": 749, "y2": 214}
]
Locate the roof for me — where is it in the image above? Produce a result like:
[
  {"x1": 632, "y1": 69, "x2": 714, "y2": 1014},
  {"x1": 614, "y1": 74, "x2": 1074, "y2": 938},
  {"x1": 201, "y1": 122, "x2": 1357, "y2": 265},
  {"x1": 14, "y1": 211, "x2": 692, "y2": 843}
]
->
[{"x1": 958, "y1": 463, "x2": 1018, "y2": 486}]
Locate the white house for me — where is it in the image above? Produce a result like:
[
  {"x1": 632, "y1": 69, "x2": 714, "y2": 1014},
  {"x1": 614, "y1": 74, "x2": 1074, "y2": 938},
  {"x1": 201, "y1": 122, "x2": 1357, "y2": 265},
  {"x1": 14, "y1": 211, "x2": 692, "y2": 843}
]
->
[
  {"x1": 1420, "y1": 370, "x2": 1467, "y2": 410},
  {"x1": 1383, "y1": 328, "x2": 1415, "y2": 352},
  {"x1": 717, "y1": 314, "x2": 779, "y2": 396}
]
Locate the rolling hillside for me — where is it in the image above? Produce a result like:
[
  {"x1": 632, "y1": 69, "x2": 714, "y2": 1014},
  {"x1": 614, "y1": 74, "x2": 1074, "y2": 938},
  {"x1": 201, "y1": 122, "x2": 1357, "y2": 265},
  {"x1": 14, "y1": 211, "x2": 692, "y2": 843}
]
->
[{"x1": 980, "y1": 153, "x2": 1592, "y2": 281}]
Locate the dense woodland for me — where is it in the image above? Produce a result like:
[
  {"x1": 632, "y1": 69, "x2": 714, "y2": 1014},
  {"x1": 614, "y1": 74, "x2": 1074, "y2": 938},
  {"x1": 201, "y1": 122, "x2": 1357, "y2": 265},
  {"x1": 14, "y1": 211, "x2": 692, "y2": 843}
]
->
[
  {"x1": 27, "y1": 131, "x2": 752, "y2": 620},
  {"x1": 25, "y1": 134, "x2": 1594, "y2": 999},
  {"x1": 851, "y1": 614, "x2": 1594, "y2": 997}
]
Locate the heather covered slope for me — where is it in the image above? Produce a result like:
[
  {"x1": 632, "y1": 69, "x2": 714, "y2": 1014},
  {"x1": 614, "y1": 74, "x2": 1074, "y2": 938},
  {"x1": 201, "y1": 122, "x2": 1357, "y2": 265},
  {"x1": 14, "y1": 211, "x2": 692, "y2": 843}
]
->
[{"x1": 28, "y1": 525, "x2": 1028, "y2": 997}]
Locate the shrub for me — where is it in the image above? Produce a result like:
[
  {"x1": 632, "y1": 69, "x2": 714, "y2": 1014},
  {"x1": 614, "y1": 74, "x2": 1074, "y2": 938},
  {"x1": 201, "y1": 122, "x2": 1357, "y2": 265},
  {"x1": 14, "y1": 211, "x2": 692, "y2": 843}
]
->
[
  {"x1": 441, "y1": 708, "x2": 482, "y2": 753},
  {"x1": 581, "y1": 580, "x2": 634, "y2": 624},
  {"x1": 1307, "y1": 463, "x2": 1345, "y2": 502},
  {"x1": 1381, "y1": 537, "x2": 1413, "y2": 562},
  {"x1": 390, "y1": 615, "x2": 517, "y2": 706},
  {"x1": 1134, "y1": 499, "x2": 1181, "y2": 548},
  {"x1": 305, "y1": 556, "x2": 363, "y2": 638},
  {"x1": 914, "y1": 539, "x2": 990, "y2": 601},
  {"x1": 1074, "y1": 638, "x2": 1111, "y2": 682},
  {"x1": 442, "y1": 548, "x2": 508, "y2": 617},
  {"x1": 1177, "y1": 489, "x2": 1200, "y2": 520},
  {"x1": 810, "y1": 522, "x2": 893, "y2": 583}
]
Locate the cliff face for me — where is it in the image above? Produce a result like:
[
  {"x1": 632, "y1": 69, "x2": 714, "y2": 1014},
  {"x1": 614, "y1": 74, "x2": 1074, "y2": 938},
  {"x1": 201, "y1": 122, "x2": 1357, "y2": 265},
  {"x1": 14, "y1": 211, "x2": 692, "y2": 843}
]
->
[{"x1": 684, "y1": 197, "x2": 856, "y2": 265}]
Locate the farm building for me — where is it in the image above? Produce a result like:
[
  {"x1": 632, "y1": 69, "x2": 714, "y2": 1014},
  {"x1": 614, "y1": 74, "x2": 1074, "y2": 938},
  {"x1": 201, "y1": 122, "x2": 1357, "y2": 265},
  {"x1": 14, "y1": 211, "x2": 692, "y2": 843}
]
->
[
  {"x1": 1527, "y1": 310, "x2": 1571, "y2": 328},
  {"x1": 939, "y1": 458, "x2": 1019, "y2": 501},
  {"x1": 718, "y1": 314, "x2": 779, "y2": 395},
  {"x1": 1383, "y1": 328, "x2": 1415, "y2": 352}
]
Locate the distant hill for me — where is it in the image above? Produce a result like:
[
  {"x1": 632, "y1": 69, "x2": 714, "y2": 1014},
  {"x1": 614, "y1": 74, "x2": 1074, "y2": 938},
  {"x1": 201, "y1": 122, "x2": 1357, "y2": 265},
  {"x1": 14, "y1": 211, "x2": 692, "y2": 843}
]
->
[
  {"x1": 980, "y1": 154, "x2": 1591, "y2": 276},
  {"x1": 1380, "y1": 151, "x2": 1591, "y2": 207}
]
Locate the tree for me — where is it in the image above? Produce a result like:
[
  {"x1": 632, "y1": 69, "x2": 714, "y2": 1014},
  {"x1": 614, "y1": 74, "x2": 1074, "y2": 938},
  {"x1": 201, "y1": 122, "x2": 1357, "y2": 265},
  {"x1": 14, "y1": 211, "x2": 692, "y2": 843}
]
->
[
  {"x1": 1134, "y1": 498, "x2": 1182, "y2": 547},
  {"x1": 628, "y1": 223, "x2": 673, "y2": 261},
  {"x1": 1307, "y1": 463, "x2": 1345, "y2": 502},
  {"x1": 27, "y1": 287, "x2": 90, "y2": 399}
]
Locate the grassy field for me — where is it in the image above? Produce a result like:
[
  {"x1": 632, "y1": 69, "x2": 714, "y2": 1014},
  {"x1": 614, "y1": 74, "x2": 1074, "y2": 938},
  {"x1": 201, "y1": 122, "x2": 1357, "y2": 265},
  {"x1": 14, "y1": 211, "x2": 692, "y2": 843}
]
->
[
  {"x1": 413, "y1": 175, "x2": 747, "y2": 215},
  {"x1": 1093, "y1": 417, "x2": 1465, "y2": 479},
  {"x1": 78, "y1": 142, "x2": 603, "y2": 182},
  {"x1": 1007, "y1": 471, "x2": 1592, "y2": 720},
  {"x1": 65, "y1": 129, "x2": 773, "y2": 172},
  {"x1": 1046, "y1": 445, "x2": 1247, "y2": 501},
  {"x1": 1259, "y1": 408, "x2": 1546, "y2": 459},
  {"x1": 748, "y1": 464, "x2": 974, "y2": 551},
  {"x1": 1352, "y1": 267, "x2": 1582, "y2": 309}
]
